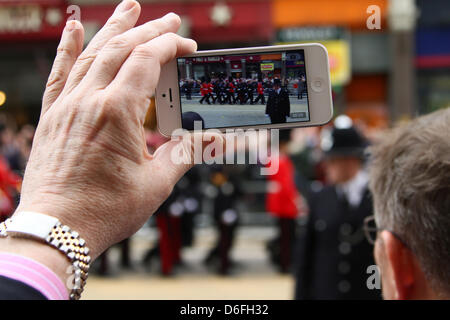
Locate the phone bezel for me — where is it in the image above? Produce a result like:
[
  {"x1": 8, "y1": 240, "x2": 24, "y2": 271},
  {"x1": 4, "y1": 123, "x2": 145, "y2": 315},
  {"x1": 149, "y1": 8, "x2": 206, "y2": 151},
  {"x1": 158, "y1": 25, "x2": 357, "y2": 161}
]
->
[{"x1": 156, "y1": 43, "x2": 333, "y2": 136}]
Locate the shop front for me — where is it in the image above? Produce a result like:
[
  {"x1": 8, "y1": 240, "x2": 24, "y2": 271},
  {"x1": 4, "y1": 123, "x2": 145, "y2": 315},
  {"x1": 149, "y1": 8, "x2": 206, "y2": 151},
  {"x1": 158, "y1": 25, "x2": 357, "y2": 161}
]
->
[
  {"x1": 0, "y1": 0, "x2": 68, "y2": 124},
  {"x1": 78, "y1": 0, "x2": 272, "y2": 49},
  {"x1": 272, "y1": 0, "x2": 389, "y2": 128}
]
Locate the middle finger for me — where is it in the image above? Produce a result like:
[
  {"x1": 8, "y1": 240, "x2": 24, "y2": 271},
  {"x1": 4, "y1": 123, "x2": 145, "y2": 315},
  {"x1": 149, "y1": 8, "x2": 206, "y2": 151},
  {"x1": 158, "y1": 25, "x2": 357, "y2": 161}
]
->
[{"x1": 82, "y1": 12, "x2": 181, "y2": 89}]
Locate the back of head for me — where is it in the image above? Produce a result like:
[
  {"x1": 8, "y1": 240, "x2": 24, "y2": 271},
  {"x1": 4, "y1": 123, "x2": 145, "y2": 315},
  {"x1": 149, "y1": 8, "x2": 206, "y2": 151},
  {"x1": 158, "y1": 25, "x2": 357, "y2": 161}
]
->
[{"x1": 368, "y1": 108, "x2": 450, "y2": 297}]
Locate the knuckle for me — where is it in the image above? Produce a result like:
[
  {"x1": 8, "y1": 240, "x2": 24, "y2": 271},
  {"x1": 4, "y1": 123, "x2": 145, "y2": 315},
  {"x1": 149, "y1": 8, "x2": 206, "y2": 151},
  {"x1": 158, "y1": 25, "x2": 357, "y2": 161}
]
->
[
  {"x1": 105, "y1": 35, "x2": 129, "y2": 50},
  {"x1": 46, "y1": 68, "x2": 65, "y2": 88},
  {"x1": 131, "y1": 44, "x2": 158, "y2": 62},
  {"x1": 162, "y1": 32, "x2": 179, "y2": 43},
  {"x1": 164, "y1": 32, "x2": 178, "y2": 39},
  {"x1": 100, "y1": 94, "x2": 116, "y2": 112},
  {"x1": 99, "y1": 94, "x2": 122, "y2": 121},
  {"x1": 76, "y1": 53, "x2": 96, "y2": 64},
  {"x1": 56, "y1": 45, "x2": 72, "y2": 57},
  {"x1": 106, "y1": 16, "x2": 124, "y2": 32}
]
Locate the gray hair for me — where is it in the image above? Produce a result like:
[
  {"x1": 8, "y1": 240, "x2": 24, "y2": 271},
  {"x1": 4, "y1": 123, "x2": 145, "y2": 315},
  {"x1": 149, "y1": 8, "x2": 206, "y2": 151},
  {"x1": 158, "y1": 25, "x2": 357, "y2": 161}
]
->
[{"x1": 368, "y1": 107, "x2": 450, "y2": 296}]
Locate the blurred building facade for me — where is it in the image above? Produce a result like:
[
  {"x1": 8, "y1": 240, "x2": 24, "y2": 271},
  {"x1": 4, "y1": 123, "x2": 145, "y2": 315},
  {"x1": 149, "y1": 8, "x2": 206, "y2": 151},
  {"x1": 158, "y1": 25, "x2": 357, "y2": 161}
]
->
[
  {"x1": 415, "y1": 0, "x2": 450, "y2": 115},
  {"x1": 2, "y1": 0, "x2": 448, "y2": 127}
]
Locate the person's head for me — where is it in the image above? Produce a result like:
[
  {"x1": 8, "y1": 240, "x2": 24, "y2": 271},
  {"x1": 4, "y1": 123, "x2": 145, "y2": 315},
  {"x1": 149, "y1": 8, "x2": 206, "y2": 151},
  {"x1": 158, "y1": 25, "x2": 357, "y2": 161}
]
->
[
  {"x1": 182, "y1": 111, "x2": 204, "y2": 130},
  {"x1": 324, "y1": 156, "x2": 362, "y2": 184},
  {"x1": 273, "y1": 78, "x2": 281, "y2": 90},
  {"x1": 321, "y1": 121, "x2": 367, "y2": 184},
  {"x1": 278, "y1": 129, "x2": 291, "y2": 153},
  {"x1": 368, "y1": 108, "x2": 450, "y2": 299}
]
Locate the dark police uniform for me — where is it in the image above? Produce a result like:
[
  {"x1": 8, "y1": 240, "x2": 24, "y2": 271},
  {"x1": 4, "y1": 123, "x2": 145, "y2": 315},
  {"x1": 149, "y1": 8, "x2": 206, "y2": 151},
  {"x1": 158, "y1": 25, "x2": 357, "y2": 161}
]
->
[
  {"x1": 265, "y1": 85, "x2": 290, "y2": 124},
  {"x1": 294, "y1": 185, "x2": 381, "y2": 300},
  {"x1": 294, "y1": 123, "x2": 381, "y2": 300}
]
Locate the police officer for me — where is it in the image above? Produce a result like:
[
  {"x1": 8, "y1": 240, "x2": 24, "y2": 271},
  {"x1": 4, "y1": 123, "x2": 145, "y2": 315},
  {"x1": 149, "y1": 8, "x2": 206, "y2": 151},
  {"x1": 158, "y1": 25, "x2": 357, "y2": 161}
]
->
[
  {"x1": 246, "y1": 79, "x2": 255, "y2": 104},
  {"x1": 265, "y1": 79, "x2": 290, "y2": 124},
  {"x1": 185, "y1": 79, "x2": 193, "y2": 100},
  {"x1": 294, "y1": 116, "x2": 381, "y2": 300}
]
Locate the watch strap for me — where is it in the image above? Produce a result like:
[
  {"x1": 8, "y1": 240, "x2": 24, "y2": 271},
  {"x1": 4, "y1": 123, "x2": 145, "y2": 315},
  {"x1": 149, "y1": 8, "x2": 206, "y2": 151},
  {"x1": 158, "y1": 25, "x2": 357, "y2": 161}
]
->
[{"x1": 0, "y1": 211, "x2": 90, "y2": 300}]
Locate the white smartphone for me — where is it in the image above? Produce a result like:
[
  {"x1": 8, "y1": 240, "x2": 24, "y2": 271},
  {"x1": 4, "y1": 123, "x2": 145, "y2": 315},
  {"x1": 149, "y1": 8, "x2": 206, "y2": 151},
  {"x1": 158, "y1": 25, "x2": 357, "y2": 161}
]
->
[{"x1": 156, "y1": 43, "x2": 333, "y2": 136}]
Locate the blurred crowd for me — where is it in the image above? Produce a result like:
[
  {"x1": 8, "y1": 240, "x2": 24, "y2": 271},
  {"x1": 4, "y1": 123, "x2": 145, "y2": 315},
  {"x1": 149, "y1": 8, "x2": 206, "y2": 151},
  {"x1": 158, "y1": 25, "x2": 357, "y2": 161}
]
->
[
  {"x1": 0, "y1": 115, "x2": 34, "y2": 222},
  {"x1": 0, "y1": 109, "x2": 387, "y2": 300},
  {"x1": 96, "y1": 110, "x2": 384, "y2": 300}
]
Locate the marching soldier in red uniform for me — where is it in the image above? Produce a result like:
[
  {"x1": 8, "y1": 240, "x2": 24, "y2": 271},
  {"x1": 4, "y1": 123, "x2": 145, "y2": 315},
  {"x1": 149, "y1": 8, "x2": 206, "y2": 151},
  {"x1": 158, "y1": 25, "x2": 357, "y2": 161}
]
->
[
  {"x1": 254, "y1": 79, "x2": 266, "y2": 104},
  {"x1": 225, "y1": 77, "x2": 236, "y2": 104},
  {"x1": 199, "y1": 78, "x2": 212, "y2": 105}
]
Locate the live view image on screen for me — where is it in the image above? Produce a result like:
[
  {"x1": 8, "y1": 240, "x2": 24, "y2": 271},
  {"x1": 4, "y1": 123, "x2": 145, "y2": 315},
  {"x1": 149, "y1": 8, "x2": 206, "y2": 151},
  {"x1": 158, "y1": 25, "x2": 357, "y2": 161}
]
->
[{"x1": 178, "y1": 50, "x2": 310, "y2": 129}]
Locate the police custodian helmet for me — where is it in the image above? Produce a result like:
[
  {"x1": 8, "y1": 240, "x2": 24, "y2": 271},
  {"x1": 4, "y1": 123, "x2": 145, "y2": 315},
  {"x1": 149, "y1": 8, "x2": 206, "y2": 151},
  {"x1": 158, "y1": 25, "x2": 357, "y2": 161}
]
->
[{"x1": 320, "y1": 115, "x2": 368, "y2": 159}]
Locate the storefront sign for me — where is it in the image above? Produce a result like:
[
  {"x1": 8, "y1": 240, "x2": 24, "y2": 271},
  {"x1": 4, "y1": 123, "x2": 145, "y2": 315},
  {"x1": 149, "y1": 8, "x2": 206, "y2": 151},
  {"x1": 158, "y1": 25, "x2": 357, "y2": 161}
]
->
[
  {"x1": 261, "y1": 63, "x2": 275, "y2": 71},
  {"x1": 277, "y1": 27, "x2": 351, "y2": 86},
  {"x1": 0, "y1": 3, "x2": 65, "y2": 41},
  {"x1": 0, "y1": 5, "x2": 43, "y2": 33}
]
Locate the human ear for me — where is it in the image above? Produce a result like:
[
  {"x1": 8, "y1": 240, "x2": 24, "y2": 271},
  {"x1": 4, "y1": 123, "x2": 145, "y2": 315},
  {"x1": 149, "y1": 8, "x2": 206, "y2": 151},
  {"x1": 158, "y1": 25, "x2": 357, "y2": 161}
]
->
[{"x1": 378, "y1": 231, "x2": 415, "y2": 300}]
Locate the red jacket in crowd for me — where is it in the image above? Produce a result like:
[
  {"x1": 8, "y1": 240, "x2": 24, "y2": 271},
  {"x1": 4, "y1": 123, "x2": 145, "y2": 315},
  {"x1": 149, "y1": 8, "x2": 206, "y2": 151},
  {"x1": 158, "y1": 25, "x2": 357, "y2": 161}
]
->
[
  {"x1": 200, "y1": 82, "x2": 209, "y2": 96},
  {"x1": 257, "y1": 82, "x2": 264, "y2": 95},
  {"x1": 0, "y1": 156, "x2": 20, "y2": 219},
  {"x1": 266, "y1": 154, "x2": 300, "y2": 219}
]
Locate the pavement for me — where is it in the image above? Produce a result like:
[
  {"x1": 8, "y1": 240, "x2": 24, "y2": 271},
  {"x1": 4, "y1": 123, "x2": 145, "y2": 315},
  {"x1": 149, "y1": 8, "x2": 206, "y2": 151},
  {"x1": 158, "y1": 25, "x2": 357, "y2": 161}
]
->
[
  {"x1": 82, "y1": 226, "x2": 295, "y2": 300},
  {"x1": 180, "y1": 97, "x2": 309, "y2": 128}
]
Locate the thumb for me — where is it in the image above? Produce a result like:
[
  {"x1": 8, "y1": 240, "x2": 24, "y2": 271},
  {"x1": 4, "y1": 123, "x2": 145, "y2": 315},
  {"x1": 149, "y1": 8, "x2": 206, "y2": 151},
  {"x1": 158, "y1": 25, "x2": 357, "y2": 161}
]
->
[{"x1": 151, "y1": 131, "x2": 225, "y2": 187}]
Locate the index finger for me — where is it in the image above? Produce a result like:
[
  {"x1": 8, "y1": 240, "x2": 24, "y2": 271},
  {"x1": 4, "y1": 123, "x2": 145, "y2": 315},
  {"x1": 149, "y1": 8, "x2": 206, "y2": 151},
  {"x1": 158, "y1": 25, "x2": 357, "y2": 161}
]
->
[{"x1": 61, "y1": 0, "x2": 141, "y2": 96}]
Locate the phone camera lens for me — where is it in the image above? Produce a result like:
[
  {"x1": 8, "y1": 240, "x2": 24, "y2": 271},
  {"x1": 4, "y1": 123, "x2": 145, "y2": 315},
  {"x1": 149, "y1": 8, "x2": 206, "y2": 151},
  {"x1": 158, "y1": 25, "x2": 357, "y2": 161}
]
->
[
  {"x1": 162, "y1": 94, "x2": 166, "y2": 98},
  {"x1": 170, "y1": 105, "x2": 173, "y2": 108}
]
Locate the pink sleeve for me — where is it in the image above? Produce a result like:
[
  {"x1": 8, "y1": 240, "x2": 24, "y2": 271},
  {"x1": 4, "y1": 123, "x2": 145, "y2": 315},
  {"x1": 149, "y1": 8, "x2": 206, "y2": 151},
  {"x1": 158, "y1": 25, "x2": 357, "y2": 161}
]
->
[{"x1": 0, "y1": 252, "x2": 69, "y2": 300}]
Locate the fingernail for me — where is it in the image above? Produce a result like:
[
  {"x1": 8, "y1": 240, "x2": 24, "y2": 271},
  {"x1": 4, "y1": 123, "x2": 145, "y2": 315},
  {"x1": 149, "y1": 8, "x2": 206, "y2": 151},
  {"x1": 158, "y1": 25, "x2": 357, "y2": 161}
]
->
[
  {"x1": 117, "y1": 0, "x2": 136, "y2": 13},
  {"x1": 66, "y1": 20, "x2": 77, "y2": 32}
]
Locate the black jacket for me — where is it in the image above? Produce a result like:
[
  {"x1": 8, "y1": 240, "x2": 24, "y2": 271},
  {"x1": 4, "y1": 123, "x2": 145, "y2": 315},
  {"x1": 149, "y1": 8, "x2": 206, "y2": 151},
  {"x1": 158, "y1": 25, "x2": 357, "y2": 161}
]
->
[
  {"x1": 0, "y1": 276, "x2": 47, "y2": 300},
  {"x1": 265, "y1": 88, "x2": 290, "y2": 119},
  {"x1": 294, "y1": 186, "x2": 381, "y2": 300}
]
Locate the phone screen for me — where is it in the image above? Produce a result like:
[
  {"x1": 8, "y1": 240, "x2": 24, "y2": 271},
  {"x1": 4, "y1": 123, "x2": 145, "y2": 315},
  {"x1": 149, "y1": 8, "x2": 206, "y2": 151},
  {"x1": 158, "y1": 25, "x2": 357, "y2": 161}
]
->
[{"x1": 177, "y1": 49, "x2": 310, "y2": 129}]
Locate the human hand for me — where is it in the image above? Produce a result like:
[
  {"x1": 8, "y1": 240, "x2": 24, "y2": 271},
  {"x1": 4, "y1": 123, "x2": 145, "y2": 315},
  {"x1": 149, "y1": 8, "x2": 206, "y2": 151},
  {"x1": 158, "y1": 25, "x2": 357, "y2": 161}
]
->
[{"x1": 14, "y1": 0, "x2": 223, "y2": 259}]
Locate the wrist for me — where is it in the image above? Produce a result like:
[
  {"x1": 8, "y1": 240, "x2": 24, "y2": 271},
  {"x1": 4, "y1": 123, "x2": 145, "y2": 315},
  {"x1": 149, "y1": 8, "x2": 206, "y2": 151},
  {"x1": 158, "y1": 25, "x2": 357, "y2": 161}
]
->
[
  {"x1": 1, "y1": 211, "x2": 92, "y2": 299},
  {"x1": 15, "y1": 200, "x2": 101, "y2": 259}
]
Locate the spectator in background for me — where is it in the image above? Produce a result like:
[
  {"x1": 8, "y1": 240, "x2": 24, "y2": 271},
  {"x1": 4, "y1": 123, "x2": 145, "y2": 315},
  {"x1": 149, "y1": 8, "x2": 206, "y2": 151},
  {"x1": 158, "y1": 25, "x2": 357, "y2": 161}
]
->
[
  {"x1": 297, "y1": 74, "x2": 307, "y2": 100},
  {"x1": 0, "y1": 156, "x2": 20, "y2": 222},
  {"x1": 0, "y1": 123, "x2": 22, "y2": 173},
  {"x1": 0, "y1": 121, "x2": 22, "y2": 221},
  {"x1": 294, "y1": 116, "x2": 380, "y2": 300},
  {"x1": 15, "y1": 124, "x2": 35, "y2": 170},
  {"x1": 266, "y1": 129, "x2": 301, "y2": 273}
]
